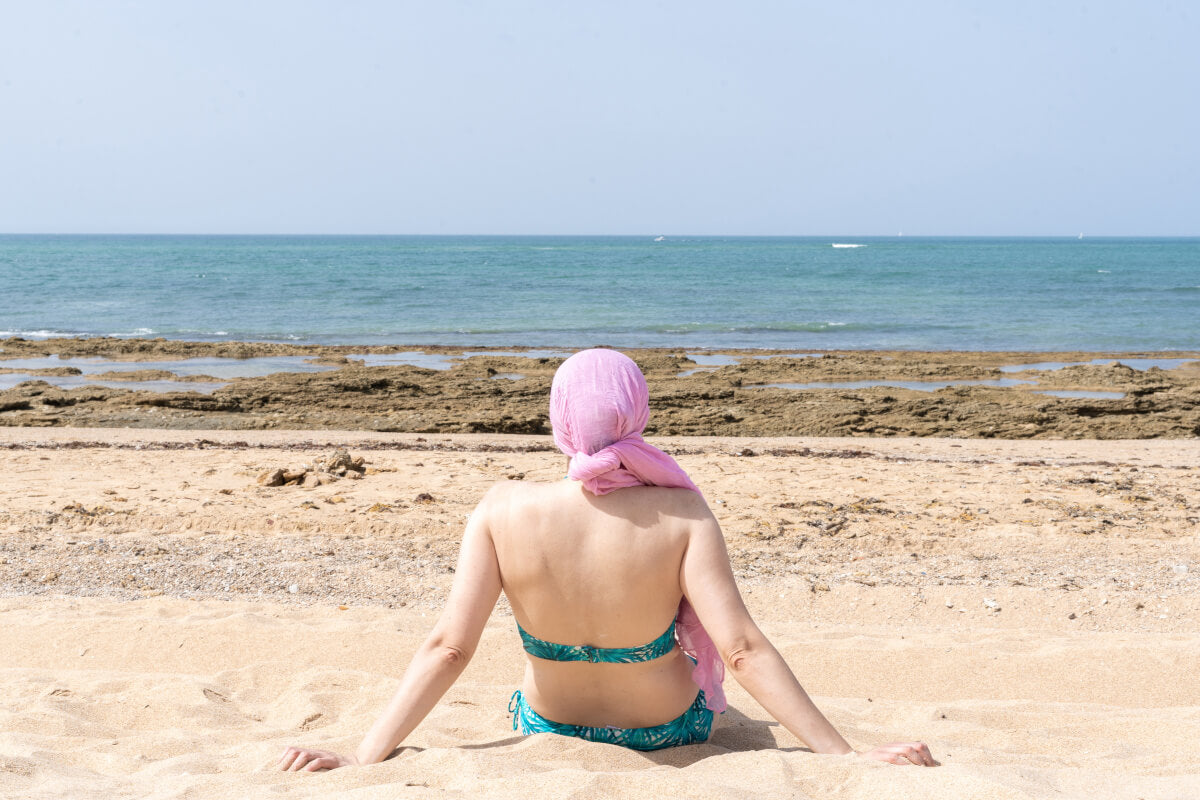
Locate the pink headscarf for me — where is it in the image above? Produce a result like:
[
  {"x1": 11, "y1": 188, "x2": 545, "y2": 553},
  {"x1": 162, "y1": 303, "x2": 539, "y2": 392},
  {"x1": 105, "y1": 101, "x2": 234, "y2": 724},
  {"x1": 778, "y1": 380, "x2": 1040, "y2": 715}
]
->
[{"x1": 550, "y1": 348, "x2": 726, "y2": 713}]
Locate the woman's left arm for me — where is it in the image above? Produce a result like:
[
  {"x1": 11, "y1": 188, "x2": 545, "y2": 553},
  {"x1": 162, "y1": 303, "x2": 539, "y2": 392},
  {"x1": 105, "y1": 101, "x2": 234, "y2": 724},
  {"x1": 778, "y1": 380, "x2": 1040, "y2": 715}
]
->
[{"x1": 279, "y1": 491, "x2": 503, "y2": 771}]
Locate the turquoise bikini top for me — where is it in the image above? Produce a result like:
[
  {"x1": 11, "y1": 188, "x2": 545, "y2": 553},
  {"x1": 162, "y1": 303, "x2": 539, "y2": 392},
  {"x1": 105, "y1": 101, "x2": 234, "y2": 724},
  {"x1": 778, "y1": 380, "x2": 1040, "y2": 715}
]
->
[{"x1": 517, "y1": 621, "x2": 677, "y2": 664}]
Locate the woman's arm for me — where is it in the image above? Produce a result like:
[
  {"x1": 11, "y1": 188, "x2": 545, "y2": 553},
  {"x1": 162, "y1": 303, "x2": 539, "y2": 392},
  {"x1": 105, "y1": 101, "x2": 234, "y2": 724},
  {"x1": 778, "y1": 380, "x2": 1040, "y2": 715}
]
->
[
  {"x1": 679, "y1": 509, "x2": 935, "y2": 766},
  {"x1": 279, "y1": 491, "x2": 504, "y2": 772}
]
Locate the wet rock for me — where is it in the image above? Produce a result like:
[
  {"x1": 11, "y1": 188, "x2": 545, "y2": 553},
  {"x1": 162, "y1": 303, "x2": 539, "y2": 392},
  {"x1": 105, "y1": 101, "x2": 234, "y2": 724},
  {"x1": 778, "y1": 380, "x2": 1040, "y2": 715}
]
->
[
  {"x1": 134, "y1": 393, "x2": 241, "y2": 411},
  {"x1": 0, "y1": 366, "x2": 82, "y2": 376},
  {"x1": 5, "y1": 341, "x2": 1200, "y2": 438},
  {"x1": 93, "y1": 370, "x2": 179, "y2": 381}
]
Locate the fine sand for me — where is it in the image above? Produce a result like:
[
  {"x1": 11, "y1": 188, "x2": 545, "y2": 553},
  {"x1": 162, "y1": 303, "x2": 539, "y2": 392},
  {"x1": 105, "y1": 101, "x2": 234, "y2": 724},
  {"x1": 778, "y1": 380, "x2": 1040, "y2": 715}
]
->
[{"x1": 1, "y1": 429, "x2": 1198, "y2": 799}]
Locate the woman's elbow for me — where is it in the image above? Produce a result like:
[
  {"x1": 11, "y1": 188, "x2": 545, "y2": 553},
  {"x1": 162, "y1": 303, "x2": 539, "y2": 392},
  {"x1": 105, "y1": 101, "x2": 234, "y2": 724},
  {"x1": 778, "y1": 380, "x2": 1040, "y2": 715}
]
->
[
  {"x1": 722, "y1": 635, "x2": 768, "y2": 675},
  {"x1": 422, "y1": 635, "x2": 474, "y2": 669},
  {"x1": 436, "y1": 644, "x2": 470, "y2": 666}
]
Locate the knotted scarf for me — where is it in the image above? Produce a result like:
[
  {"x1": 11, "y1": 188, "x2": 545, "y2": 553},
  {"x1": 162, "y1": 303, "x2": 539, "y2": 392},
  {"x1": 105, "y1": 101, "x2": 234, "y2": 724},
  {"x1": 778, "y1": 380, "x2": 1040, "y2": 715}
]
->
[{"x1": 549, "y1": 348, "x2": 727, "y2": 713}]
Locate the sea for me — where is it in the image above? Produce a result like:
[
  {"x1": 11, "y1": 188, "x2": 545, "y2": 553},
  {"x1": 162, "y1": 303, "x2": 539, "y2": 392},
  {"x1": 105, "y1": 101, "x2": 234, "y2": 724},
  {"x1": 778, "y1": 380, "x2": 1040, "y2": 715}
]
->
[{"x1": 1, "y1": 235, "x2": 1197, "y2": 352}]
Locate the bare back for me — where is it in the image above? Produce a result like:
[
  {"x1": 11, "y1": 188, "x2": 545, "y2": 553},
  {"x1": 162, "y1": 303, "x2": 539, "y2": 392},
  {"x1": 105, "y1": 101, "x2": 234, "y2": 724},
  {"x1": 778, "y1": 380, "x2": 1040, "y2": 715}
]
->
[{"x1": 485, "y1": 479, "x2": 708, "y2": 728}]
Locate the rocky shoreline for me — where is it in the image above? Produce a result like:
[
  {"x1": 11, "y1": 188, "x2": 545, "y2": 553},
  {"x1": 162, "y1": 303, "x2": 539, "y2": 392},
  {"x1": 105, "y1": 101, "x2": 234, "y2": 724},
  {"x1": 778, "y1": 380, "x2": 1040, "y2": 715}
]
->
[{"x1": 2, "y1": 337, "x2": 1199, "y2": 437}]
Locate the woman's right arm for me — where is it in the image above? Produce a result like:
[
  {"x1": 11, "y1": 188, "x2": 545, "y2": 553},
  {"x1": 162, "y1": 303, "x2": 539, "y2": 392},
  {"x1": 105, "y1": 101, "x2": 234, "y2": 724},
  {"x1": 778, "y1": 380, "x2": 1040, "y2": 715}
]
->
[
  {"x1": 278, "y1": 488, "x2": 504, "y2": 771},
  {"x1": 679, "y1": 508, "x2": 936, "y2": 766}
]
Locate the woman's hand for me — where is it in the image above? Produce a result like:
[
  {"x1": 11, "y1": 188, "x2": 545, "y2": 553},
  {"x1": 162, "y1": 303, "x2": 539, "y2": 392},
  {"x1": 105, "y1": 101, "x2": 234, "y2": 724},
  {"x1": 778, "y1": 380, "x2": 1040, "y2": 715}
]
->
[
  {"x1": 858, "y1": 742, "x2": 938, "y2": 766},
  {"x1": 277, "y1": 746, "x2": 358, "y2": 772}
]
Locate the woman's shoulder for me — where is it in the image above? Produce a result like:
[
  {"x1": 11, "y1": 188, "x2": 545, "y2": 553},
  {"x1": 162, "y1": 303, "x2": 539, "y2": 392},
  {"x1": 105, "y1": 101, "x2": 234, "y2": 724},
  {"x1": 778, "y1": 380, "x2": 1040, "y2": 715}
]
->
[
  {"x1": 476, "y1": 478, "x2": 567, "y2": 508},
  {"x1": 619, "y1": 484, "x2": 714, "y2": 517},
  {"x1": 481, "y1": 478, "x2": 564, "y2": 495},
  {"x1": 471, "y1": 480, "x2": 575, "y2": 531},
  {"x1": 480, "y1": 480, "x2": 706, "y2": 509}
]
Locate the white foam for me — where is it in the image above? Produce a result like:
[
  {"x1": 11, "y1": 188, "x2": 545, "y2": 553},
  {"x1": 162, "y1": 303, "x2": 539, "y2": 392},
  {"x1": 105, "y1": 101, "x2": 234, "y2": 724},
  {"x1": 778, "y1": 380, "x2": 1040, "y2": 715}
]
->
[
  {"x1": 0, "y1": 329, "x2": 78, "y2": 339},
  {"x1": 107, "y1": 328, "x2": 157, "y2": 337}
]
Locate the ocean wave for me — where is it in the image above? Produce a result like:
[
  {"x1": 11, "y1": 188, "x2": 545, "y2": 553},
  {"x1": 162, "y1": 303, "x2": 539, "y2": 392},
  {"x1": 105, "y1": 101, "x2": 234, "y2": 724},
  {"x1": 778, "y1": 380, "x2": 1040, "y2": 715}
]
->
[
  {"x1": 171, "y1": 329, "x2": 237, "y2": 339},
  {"x1": 401, "y1": 319, "x2": 950, "y2": 337},
  {"x1": 414, "y1": 321, "x2": 872, "y2": 336},
  {"x1": 649, "y1": 321, "x2": 881, "y2": 334},
  {"x1": 3, "y1": 328, "x2": 159, "y2": 340},
  {"x1": 0, "y1": 329, "x2": 82, "y2": 339}
]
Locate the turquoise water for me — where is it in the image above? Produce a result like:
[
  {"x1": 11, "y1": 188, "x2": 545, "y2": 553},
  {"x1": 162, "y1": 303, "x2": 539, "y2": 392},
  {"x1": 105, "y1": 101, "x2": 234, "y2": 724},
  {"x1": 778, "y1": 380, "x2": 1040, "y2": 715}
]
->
[{"x1": 1, "y1": 235, "x2": 1197, "y2": 351}]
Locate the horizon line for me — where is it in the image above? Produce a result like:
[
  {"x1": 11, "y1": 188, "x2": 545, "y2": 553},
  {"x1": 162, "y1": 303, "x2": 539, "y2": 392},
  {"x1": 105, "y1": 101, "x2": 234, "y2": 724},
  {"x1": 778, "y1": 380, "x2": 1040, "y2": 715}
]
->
[{"x1": 3, "y1": 232, "x2": 1199, "y2": 239}]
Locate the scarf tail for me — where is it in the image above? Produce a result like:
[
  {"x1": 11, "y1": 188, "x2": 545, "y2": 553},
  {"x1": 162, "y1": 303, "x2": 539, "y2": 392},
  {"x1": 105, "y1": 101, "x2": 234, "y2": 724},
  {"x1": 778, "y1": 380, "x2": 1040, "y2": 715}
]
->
[{"x1": 675, "y1": 599, "x2": 727, "y2": 713}]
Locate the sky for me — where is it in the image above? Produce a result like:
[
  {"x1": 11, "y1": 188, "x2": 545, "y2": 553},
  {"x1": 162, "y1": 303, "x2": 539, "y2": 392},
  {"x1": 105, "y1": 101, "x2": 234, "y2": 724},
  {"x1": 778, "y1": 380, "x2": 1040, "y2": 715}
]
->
[{"x1": 1, "y1": 1, "x2": 1197, "y2": 235}]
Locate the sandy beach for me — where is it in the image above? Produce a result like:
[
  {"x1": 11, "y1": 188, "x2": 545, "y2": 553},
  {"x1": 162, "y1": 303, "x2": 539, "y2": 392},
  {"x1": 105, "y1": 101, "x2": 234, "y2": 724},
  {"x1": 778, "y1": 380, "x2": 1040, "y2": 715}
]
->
[
  {"x1": 6, "y1": 0, "x2": 1198, "y2": 794},
  {"x1": 2, "y1": 427, "x2": 1198, "y2": 798}
]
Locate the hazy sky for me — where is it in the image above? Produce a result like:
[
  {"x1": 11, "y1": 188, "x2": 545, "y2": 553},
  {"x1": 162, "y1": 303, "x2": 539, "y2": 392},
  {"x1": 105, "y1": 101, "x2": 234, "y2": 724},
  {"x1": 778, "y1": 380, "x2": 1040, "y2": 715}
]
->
[{"x1": 1, "y1": 1, "x2": 1196, "y2": 235}]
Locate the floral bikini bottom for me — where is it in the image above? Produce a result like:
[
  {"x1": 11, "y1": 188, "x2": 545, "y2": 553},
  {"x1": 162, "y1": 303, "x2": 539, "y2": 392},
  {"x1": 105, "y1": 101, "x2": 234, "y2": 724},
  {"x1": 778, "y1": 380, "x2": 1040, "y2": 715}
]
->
[{"x1": 508, "y1": 689, "x2": 713, "y2": 751}]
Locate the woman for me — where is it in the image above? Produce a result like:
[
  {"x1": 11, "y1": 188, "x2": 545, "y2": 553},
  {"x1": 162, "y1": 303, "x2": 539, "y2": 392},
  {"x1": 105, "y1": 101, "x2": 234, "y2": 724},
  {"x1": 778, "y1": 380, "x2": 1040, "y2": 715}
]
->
[{"x1": 279, "y1": 349, "x2": 935, "y2": 770}]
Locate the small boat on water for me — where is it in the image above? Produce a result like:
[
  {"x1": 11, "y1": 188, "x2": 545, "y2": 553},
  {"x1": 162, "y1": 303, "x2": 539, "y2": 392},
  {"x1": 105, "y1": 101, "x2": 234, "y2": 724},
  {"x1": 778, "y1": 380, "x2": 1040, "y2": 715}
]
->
[
  {"x1": 653, "y1": 235, "x2": 665, "y2": 242},
  {"x1": 831, "y1": 243, "x2": 865, "y2": 248}
]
